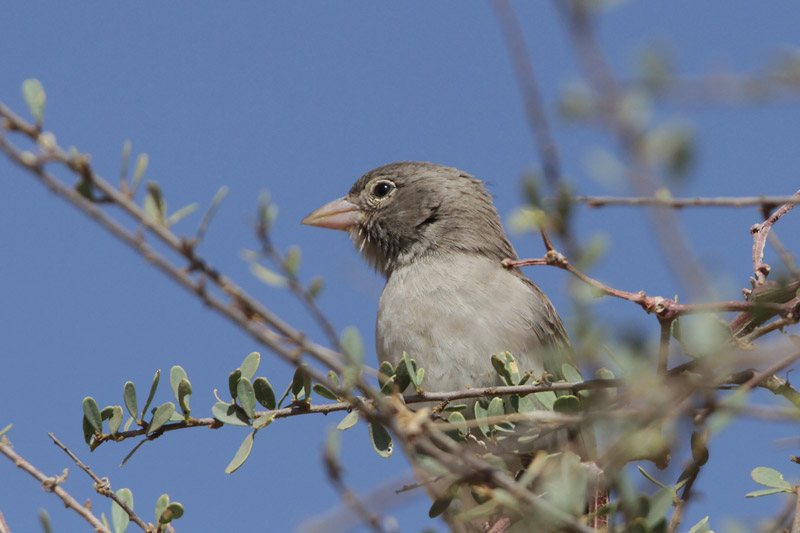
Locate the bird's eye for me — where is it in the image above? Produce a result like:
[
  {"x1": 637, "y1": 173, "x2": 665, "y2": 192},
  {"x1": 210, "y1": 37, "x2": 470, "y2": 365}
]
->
[{"x1": 371, "y1": 180, "x2": 395, "y2": 199}]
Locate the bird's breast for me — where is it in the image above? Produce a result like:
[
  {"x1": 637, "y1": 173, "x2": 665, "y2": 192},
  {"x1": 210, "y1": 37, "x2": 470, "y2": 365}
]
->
[{"x1": 376, "y1": 254, "x2": 550, "y2": 393}]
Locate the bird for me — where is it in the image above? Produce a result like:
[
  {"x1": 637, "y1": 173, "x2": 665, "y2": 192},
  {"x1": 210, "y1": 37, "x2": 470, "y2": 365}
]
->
[{"x1": 302, "y1": 161, "x2": 595, "y2": 531}]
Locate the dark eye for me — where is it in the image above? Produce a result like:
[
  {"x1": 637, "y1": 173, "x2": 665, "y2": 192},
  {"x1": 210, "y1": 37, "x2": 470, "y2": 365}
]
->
[{"x1": 372, "y1": 180, "x2": 395, "y2": 199}]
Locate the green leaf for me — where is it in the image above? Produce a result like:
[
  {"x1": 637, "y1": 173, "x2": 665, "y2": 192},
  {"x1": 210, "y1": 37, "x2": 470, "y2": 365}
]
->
[
  {"x1": 687, "y1": 516, "x2": 713, "y2": 533},
  {"x1": 0, "y1": 424, "x2": 11, "y2": 438},
  {"x1": 491, "y1": 354, "x2": 513, "y2": 384},
  {"x1": 308, "y1": 276, "x2": 324, "y2": 298},
  {"x1": 257, "y1": 190, "x2": 279, "y2": 231},
  {"x1": 292, "y1": 364, "x2": 312, "y2": 402},
  {"x1": 645, "y1": 486, "x2": 676, "y2": 527},
  {"x1": 177, "y1": 379, "x2": 192, "y2": 415},
  {"x1": 474, "y1": 400, "x2": 490, "y2": 437},
  {"x1": 22, "y1": 79, "x2": 46, "y2": 125},
  {"x1": 38, "y1": 508, "x2": 52, "y2": 533},
  {"x1": 154, "y1": 494, "x2": 169, "y2": 525},
  {"x1": 141, "y1": 370, "x2": 160, "y2": 421},
  {"x1": 510, "y1": 394, "x2": 536, "y2": 414},
  {"x1": 392, "y1": 355, "x2": 412, "y2": 393},
  {"x1": 328, "y1": 370, "x2": 341, "y2": 389},
  {"x1": 143, "y1": 182, "x2": 166, "y2": 224},
  {"x1": 447, "y1": 411, "x2": 468, "y2": 441},
  {"x1": 225, "y1": 431, "x2": 255, "y2": 474},
  {"x1": 253, "y1": 377, "x2": 276, "y2": 410},
  {"x1": 380, "y1": 376, "x2": 397, "y2": 395},
  {"x1": 123, "y1": 381, "x2": 138, "y2": 420},
  {"x1": 534, "y1": 390, "x2": 557, "y2": 411},
  {"x1": 108, "y1": 406, "x2": 124, "y2": 436},
  {"x1": 553, "y1": 395, "x2": 581, "y2": 415},
  {"x1": 166, "y1": 203, "x2": 198, "y2": 227},
  {"x1": 368, "y1": 423, "x2": 393, "y2": 458},
  {"x1": 169, "y1": 366, "x2": 188, "y2": 402},
  {"x1": 120, "y1": 140, "x2": 132, "y2": 187},
  {"x1": 337, "y1": 410, "x2": 359, "y2": 431},
  {"x1": 237, "y1": 377, "x2": 256, "y2": 419},
  {"x1": 240, "y1": 352, "x2": 261, "y2": 381},
  {"x1": 82, "y1": 416, "x2": 94, "y2": 445},
  {"x1": 751, "y1": 467, "x2": 792, "y2": 490},
  {"x1": 253, "y1": 413, "x2": 275, "y2": 429},
  {"x1": 111, "y1": 487, "x2": 133, "y2": 533},
  {"x1": 428, "y1": 484, "x2": 459, "y2": 518},
  {"x1": 147, "y1": 403, "x2": 175, "y2": 434},
  {"x1": 313, "y1": 383, "x2": 339, "y2": 401},
  {"x1": 196, "y1": 185, "x2": 228, "y2": 241},
  {"x1": 131, "y1": 153, "x2": 148, "y2": 194},
  {"x1": 560, "y1": 363, "x2": 582, "y2": 383},
  {"x1": 82, "y1": 397, "x2": 103, "y2": 433},
  {"x1": 159, "y1": 502, "x2": 184, "y2": 524},
  {"x1": 228, "y1": 369, "x2": 242, "y2": 401},
  {"x1": 211, "y1": 402, "x2": 251, "y2": 427},
  {"x1": 250, "y1": 262, "x2": 287, "y2": 288},
  {"x1": 285, "y1": 245, "x2": 301, "y2": 276},
  {"x1": 487, "y1": 397, "x2": 505, "y2": 421},
  {"x1": 404, "y1": 353, "x2": 420, "y2": 389},
  {"x1": 341, "y1": 327, "x2": 364, "y2": 366},
  {"x1": 746, "y1": 488, "x2": 792, "y2": 498}
]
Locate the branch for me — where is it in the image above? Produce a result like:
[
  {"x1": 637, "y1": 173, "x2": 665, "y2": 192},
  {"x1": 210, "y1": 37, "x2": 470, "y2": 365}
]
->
[
  {"x1": 569, "y1": 194, "x2": 800, "y2": 208},
  {"x1": 752, "y1": 189, "x2": 800, "y2": 286},
  {"x1": 0, "y1": 436, "x2": 111, "y2": 533},
  {"x1": 504, "y1": 246, "x2": 800, "y2": 321},
  {"x1": 48, "y1": 433, "x2": 150, "y2": 531}
]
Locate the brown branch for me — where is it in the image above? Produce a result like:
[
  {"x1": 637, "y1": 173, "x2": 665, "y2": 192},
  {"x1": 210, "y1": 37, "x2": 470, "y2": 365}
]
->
[
  {"x1": 569, "y1": 194, "x2": 800, "y2": 208},
  {"x1": 752, "y1": 189, "x2": 800, "y2": 286},
  {"x1": 504, "y1": 249, "x2": 799, "y2": 321},
  {"x1": 0, "y1": 437, "x2": 111, "y2": 533},
  {"x1": 490, "y1": 0, "x2": 562, "y2": 189},
  {"x1": 554, "y1": 0, "x2": 713, "y2": 300},
  {"x1": 48, "y1": 433, "x2": 150, "y2": 531}
]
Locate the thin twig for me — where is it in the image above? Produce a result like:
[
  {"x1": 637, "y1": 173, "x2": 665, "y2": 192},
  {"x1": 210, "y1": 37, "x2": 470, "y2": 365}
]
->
[
  {"x1": 569, "y1": 194, "x2": 800, "y2": 208},
  {"x1": 751, "y1": 189, "x2": 800, "y2": 286},
  {"x1": 505, "y1": 247, "x2": 800, "y2": 321},
  {"x1": 0, "y1": 437, "x2": 111, "y2": 533},
  {"x1": 554, "y1": 0, "x2": 713, "y2": 300},
  {"x1": 48, "y1": 433, "x2": 149, "y2": 531},
  {"x1": 490, "y1": 0, "x2": 562, "y2": 189}
]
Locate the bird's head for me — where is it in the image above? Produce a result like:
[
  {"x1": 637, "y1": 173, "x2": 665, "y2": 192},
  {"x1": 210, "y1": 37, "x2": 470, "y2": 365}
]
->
[{"x1": 302, "y1": 161, "x2": 516, "y2": 277}]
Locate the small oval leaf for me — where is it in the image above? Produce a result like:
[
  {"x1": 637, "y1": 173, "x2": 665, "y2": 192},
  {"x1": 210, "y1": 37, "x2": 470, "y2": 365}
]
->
[
  {"x1": 141, "y1": 370, "x2": 161, "y2": 420},
  {"x1": 253, "y1": 377, "x2": 276, "y2": 410},
  {"x1": 147, "y1": 402, "x2": 175, "y2": 434},
  {"x1": 228, "y1": 369, "x2": 242, "y2": 401},
  {"x1": 237, "y1": 377, "x2": 256, "y2": 419},
  {"x1": 751, "y1": 467, "x2": 792, "y2": 490},
  {"x1": 337, "y1": 410, "x2": 359, "y2": 431},
  {"x1": 82, "y1": 397, "x2": 102, "y2": 433},
  {"x1": 211, "y1": 402, "x2": 251, "y2": 427},
  {"x1": 112, "y1": 487, "x2": 133, "y2": 533},
  {"x1": 169, "y1": 366, "x2": 188, "y2": 401},
  {"x1": 225, "y1": 431, "x2": 255, "y2": 474},
  {"x1": 240, "y1": 352, "x2": 261, "y2": 380},
  {"x1": 177, "y1": 379, "x2": 192, "y2": 415},
  {"x1": 553, "y1": 395, "x2": 581, "y2": 415},
  {"x1": 123, "y1": 382, "x2": 138, "y2": 420},
  {"x1": 313, "y1": 383, "x2": 339, "y2": 401},
  {"x1": 341, "y1": 327, "x2": 364, "y2": 366},
  {"x1": 369, "y1": 422, "x2": 393, "y2": 458}
]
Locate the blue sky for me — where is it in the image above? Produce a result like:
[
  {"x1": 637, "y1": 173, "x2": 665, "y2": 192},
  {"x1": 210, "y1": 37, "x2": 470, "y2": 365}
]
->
[{"x1": 3, "y1": 2, "x2": 800, "y2": 532}]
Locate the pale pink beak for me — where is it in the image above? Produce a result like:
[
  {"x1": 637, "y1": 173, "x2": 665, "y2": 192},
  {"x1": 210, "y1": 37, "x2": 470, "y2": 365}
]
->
[{"x1": 301, "y1": 197, "x2": 361, "y2": 231}]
